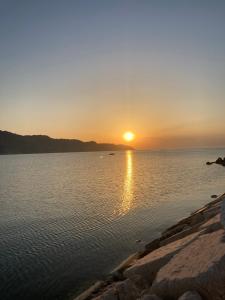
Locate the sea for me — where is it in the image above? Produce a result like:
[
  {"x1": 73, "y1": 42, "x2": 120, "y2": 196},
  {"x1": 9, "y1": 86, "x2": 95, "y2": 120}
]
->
[{"x1": 0, "y1": 149, "x2": 225, "y2": 299}]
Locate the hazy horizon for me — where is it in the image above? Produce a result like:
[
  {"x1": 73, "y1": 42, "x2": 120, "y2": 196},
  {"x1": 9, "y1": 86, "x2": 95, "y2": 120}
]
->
[
  {"x1": 1, "y1": 0, "x2": 225, "y2": 149},
  {"x1": 2, "y1": 129, "x2": 225, "y2": 151}
]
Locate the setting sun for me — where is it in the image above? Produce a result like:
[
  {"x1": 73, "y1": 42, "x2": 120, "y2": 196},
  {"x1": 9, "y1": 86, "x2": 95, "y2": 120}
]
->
[{"x1": 123, "y1": 131, "x2": 135, "y2": 142}]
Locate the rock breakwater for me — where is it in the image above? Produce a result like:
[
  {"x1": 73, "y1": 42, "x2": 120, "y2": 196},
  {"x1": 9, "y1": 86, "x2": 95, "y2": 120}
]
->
[{"x1": 75, "y1": 193, "x2": 225, "y2": 300}]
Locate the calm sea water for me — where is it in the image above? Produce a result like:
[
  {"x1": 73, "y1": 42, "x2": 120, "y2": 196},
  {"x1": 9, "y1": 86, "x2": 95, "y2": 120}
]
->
[{"x1": 0, "y1": 149, "x2": 225, "y2": 300}]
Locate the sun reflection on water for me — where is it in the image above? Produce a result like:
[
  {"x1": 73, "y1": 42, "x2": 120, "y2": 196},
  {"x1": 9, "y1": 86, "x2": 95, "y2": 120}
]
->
[{"x1": 119, "y1": 150, "x2": 133, "y2": 216}]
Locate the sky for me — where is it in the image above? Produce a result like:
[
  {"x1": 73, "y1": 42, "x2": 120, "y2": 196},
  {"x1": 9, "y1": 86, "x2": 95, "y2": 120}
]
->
[{"x1": 1, "y1": 0, "x2": 225, "y2": 149}]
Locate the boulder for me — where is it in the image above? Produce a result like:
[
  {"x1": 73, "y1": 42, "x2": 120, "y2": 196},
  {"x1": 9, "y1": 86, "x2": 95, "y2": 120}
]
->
[
  {"x1": 178, "y1": 291, "x2": 202, "y2": 300},
  {"x1": 92, "y1": 287, "x2": 118, "y2": 300},
  {"x1": 199, "y1": 213, "x2": 221, "y2": 232},
  {"x1": 160, "y1": 223, "x2": 203, "y2": 247},
  {"x1": 139, "y1": 238, "x2": 160, "y2": 258},
  {"x1": 92, "y1": 279, "x2": 140, "y2": 300},
  {"x1": 110, "y1": 253, "x2": 138, "y2": 280},
  {"x1": 124, "y1": 231, "x2": 200, "y2": 289},
  {"x1": 115, "y1": 279, "x2": 139, "y2": 300},
  {"x1": 159, "y1": 207, "x2": 222, "y2": 247},
  {"x1": 151, "y1": 213, "x2": 225, "y2": 299},
  {"x1": 202, "y1": 205, "x2": 221, "y2": 220},
  {"x1": 189, "y1": 213, "x2": 205, "y2": 226},
  {"x1": 161, "y1": 223, "x2": 187, "y2": 240}
]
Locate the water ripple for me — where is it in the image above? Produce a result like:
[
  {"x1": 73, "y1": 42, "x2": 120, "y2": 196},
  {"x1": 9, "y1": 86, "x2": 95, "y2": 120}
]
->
[{"x1": 0, "y1": 150, "x2": 225, "y2": 299}]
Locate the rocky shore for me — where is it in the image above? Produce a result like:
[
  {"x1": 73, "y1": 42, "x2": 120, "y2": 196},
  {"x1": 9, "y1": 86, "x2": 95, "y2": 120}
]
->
[{"x1": 75, "y1": 193, "x2": 225, "y2": 300}]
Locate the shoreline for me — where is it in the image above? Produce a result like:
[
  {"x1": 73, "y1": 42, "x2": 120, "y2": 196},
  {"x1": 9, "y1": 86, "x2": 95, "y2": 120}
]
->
[{"x1": 74, "y1": 193, "x2": 225, "y2": 300}]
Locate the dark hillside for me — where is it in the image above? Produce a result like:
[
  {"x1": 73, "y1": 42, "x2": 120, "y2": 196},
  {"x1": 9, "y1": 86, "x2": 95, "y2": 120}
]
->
[{"x1": 0, "y1": 131, "x2": 133, "y2": 154}]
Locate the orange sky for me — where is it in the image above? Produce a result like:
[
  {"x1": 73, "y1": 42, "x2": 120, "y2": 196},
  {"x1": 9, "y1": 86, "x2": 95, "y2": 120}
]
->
[{"x1": 1, "y1": 1, "x2": 225, "y2": 149}]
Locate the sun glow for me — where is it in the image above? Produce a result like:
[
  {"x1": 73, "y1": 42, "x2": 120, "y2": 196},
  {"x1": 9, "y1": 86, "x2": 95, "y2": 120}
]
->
[{"x1": 123, "y1": 131, "x2": 135, "y2": 142}]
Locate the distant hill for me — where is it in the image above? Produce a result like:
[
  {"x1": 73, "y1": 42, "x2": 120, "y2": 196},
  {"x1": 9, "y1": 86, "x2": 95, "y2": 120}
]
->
[{"x1": 0, "y1": 131, "x2": 133, "y2": 154}]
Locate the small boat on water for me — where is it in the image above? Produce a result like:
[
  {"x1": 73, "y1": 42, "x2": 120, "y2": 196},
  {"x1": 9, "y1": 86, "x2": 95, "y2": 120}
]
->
[{"x1": 109, "y1": 153, "x2": 115, "y2": 155}]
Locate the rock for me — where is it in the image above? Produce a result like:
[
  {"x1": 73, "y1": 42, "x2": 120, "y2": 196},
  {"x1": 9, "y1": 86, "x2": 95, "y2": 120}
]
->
[
  {"x1": 178, "y1": 291, "x2": 202, "y2": 300},
  {"x1": 124, "y1": 231, "x2": 200, "y2": 289},
  {"x1": 115, "y1": 279, "x2": 139, "y2": 300},
  {"x1": 138, "y1": 238, "x2": 160, "y2": 258},
  {"x1": 207, "y1": 193, "x2": 225, "y2": 206},
  {"x1": 191, "y1": 206, "x2": 209, "y2": 215},
  {"x1": 215, "y1": 157, "x2": 223, "y2": 164},
  {"x1": 207, "y1": 157, "x2": 225, "y2": 166},
  {"x1": 161, "y1": 224, "x2": 186, "y2": 240},
  {"x1": 93, "y1": 279, "x2": 140, "y2": 300},
  {"x1": 110, "y1": 253, "x2": 138, "y2": 280},
  {"x1": 162, "y1": 210, "x2": 205, "y2": 234},
  {"x1": 92, "y1": 287, "x2": 118, "y2": 300},
  {"x1": 160, "y1": 223, "x2": 203, "y2": 247},
  {"x1": 140, "y1": 294, "x2": 162, "y2": 300},
  {"x1": 159, "y1": 209, "x2": 217, "y2": 247},
  {"x1": 206, "y1": 157, "x2": 225, "y2": 166},
  {"x1": 74, "y1": 281, "x2": 104, "y2": 300},
  {"x1": 199, "y1": 213, "x2": 221, "y2": 231},
  {"x1": 207, "y1": 201, "x2": 222, "y2": 211},
  {"x1": 151, "y1": 213, "x2": 225, "y2": 299},
  {"x1": 215, "y1": 157, "x2": 225, "y2": 166},
  {"x1": 202, "y1": 205, "x2": 221, "y2": 220},
  {"x1": 211, "y1": 194, "x2": 218, "y2": 198},
  {"x1": 77, "y1": 195, "x2": 225, "y2": 300},
  {"x1": 189, "y1": 213, "x2": 205, "y2": 226}
]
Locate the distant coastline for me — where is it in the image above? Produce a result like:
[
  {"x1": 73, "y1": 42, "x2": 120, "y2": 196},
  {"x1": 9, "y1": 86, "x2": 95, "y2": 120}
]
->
[{"x1": 0, "y1": 130, "x2": 133, "y2": 155}]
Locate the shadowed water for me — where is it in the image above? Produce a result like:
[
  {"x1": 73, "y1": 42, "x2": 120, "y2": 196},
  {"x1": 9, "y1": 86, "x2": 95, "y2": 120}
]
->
[{"x1": 0, "y1": 149, "x2": 225, "y2": 299}]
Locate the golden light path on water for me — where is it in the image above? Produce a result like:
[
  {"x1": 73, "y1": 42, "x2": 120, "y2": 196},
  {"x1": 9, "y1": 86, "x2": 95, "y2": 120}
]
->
[{"x1": 119, "y1": 150, "x2": 133, "y2": 216}]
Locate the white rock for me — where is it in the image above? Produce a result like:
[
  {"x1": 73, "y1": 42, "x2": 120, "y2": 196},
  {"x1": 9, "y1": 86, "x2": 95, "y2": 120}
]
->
[
  {"x1": 151, "y1": 213, "x2": 225, "y2": 299},
  {"x1": 124, "y1": 231, "x2": 200, "y2": 289}
]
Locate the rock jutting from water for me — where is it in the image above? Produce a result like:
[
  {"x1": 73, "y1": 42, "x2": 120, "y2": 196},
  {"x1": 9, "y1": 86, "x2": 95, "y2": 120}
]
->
[
  {"x1": 74, "y1": 193, "x2": 225, "y2": 300},
  {"x1": 206, "y1": 157, "x2": 225, "y2": 166}
]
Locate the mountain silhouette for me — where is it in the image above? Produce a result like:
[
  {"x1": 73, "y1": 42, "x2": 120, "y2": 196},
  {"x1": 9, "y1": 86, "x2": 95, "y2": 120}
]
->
[{"x1": 0, "y1": 131, "x2": 133, "y2": 154}]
